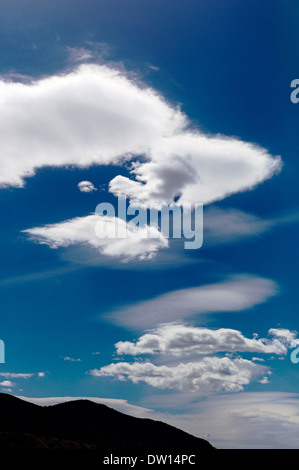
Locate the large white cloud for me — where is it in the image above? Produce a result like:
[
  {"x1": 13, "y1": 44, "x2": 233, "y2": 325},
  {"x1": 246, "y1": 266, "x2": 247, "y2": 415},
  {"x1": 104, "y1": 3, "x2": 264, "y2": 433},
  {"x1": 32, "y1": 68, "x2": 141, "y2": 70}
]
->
[
  {"x1": 115, "y1": 324, "x2": 299, "y2": 357},
  {"x1": 0, "y1": 64, "x2": 182, "y2": 188},
  {"x1": 109, "y1": 133, "x2": 281, "y2": 206},
  {"x1": 89, "y1": 356, "x2": 266, "y2": 393},
  {"x1": 105, "y1": 275, "x2": 278, "y2": 329},
  {"x1": 0, "y1": 64, "x2": 281, "y2": 206},
  {"x1": 23, "y1": 214, "x2": 168, "y2": 262}
]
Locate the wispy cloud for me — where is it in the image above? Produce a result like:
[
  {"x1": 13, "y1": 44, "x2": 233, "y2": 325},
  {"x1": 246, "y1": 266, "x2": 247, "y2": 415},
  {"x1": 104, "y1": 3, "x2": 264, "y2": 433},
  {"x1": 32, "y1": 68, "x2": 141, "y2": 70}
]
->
[
  {"x1": 105, "y1": 274, "x2": 278, "y2": 329},
  {"x1": 150, "y1": 392, "x2": 299, "y2": 449},
  {"x1": 63, "y1": 356, "x2": 81, "y2": 362},
  {"x1": 204, "y1": 206, "x2": 299, "y2": 246},
  {"x1": 17, "y1": 396, "x2": 152, "y2": 419},
  {"x1": 0, "y1": 372, "x2": 36, "y2": 379}
]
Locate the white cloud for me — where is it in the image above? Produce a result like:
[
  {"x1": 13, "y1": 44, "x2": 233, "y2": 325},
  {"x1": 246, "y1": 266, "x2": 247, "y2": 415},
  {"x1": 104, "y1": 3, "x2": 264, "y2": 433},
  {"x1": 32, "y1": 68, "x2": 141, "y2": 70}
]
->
[
  {"x1": 204, "y1": 207, "x2": 299, "y2": 246},
  {"x1": 63, "y1": 356, "x2": 81, "y2": 362},
  {"x1": 115, "y1": 324, "x2": 299, "y2": 357},
  {"x1": 0, "y1": 380, "x2": 15, "y2": 387},
  {"x1": 259, "y1": 376, "x2": 270, "y2": 384},
  {"x1": 138, "y1": 391, "x2": 299, "y2": 449},
  {"x1": 204, "y1": 207, "x2": 273, "y2": 245},
  {"x1": 77, "y1": 180, "x2": 97, "y2": 193},
  {"x1": 268, "y1": 328, "x2": 298, "y2": 345},
  {"x1": 0, "y1": 64, "x2": 184, "y2": 188},
  {"x1": 23, "y1": 214, "x2": 168, "y2": 262},
  {"x1": 106, "y1": 275, "x2": 278, "y2": 329},
  {"x1": 109, "y1": 133, "x2": 281, "y2": 206},
  {"x1": 0, "y1": 64, "x2": 281, "y2": 207},
  {"x1": 91, "y1": 323, "x2": 297, "y2": 394},
  {"x1": 66, "y1": 46, "x2": 94, "y2": 63},
  {"x1": 0, "y1": 372, "x2": 34, "y2": 379},
  {"x1": 89, "y1": 356, "x2": 266, "y2": 393}
]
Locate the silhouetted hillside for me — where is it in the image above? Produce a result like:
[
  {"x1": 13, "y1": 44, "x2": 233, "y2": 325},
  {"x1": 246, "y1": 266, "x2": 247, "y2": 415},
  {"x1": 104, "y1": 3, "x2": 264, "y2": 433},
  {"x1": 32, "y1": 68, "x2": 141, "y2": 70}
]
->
[{"x1": 0, "y1": 394, "x2": 214, "y2": 452}]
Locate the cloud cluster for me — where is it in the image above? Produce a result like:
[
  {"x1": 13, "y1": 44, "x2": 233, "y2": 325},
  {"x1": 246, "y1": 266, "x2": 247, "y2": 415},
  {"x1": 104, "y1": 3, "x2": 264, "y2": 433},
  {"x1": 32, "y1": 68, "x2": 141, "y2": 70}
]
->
[
  {"x1": 115, "y1": 324, "x2": 299, "y2": 357},
  {"x1": 106, "y1": 274, "x2": 278, "y2": 329},
  {"x1": 0, "y1": 372, "x2": 46, "y2": 392},
  {"x1": 14, "y1": 64, "x2": 283, "y2": 261},
  {"x1": 0, "y1": 64, "x2": 281, "y2": 207},
  {"x1": 91, "y1": 322, "x2": 298, "y2": 393},
  {"x1": 90, "y1": 356, "x2": 266, "y2": 393},
  {"x1": 23, "y1": 214, "x2": 168, "y2": 262}
]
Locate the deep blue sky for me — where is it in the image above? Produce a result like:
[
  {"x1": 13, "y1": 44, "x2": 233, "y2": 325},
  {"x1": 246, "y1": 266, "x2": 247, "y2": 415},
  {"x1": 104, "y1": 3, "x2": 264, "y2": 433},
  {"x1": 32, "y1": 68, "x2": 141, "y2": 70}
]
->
[{"x1": 0, "y1": 0, "x2": 298, "y2": 448}]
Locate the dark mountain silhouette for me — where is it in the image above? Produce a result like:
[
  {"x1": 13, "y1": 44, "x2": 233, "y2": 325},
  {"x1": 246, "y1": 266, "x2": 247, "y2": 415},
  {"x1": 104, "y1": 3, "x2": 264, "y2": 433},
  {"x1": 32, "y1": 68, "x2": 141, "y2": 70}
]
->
[{"x1": 0, "y1": 393, "x2": 214, "y2": 452}]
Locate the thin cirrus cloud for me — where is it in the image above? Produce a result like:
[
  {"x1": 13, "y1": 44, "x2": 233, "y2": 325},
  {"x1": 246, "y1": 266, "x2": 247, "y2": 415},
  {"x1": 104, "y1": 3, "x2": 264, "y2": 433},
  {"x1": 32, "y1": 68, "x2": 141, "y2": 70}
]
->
[
  {"x1": 17, "y1": 396, "x2": 153, "y2": 419},
  {"x1": 204, "y1": 206, "x2": 299, "y2": 246},
  {"x1": 0, "y1": 64, "x2": 281, "y2": 207},
  {"x1": 115, "y1": 324, "x2": 299, "y2": 357},
  {"x1": 23, "y1": 214, "x2": 168, "y2": 262},
  {"x1": 105, "y1": 274, "x2": 278, "y2": 329},
  {"x1": 140, "y1": 392, "x2": 299, "y2": 449},
  {"x1": 0, "y1": 372, "x2": 34, "y2": 379}
]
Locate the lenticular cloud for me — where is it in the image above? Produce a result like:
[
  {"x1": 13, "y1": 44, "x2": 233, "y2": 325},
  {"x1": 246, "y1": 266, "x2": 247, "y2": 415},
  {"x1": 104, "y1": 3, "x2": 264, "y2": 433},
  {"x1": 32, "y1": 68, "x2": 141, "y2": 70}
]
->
[{"x1": 0, "y1": 64, "x2": 281, "y2": 204}]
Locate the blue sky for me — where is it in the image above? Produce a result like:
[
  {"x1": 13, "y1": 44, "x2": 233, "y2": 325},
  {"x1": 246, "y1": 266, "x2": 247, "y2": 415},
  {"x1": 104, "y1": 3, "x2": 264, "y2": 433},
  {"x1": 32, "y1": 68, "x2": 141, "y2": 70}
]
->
[{"x1": 0, "y1": 0, "x2": 299, "y2": 448}]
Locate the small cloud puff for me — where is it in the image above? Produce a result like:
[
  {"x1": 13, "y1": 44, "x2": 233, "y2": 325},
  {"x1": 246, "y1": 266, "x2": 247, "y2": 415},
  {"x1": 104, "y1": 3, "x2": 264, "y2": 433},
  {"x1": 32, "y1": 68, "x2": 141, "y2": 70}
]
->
[
  {"x1": 63, "y1": 356, "x2": 82, "y2": 362},
  {"x1": 78, "y1": 181, "x2": 97, "y2": 193}
]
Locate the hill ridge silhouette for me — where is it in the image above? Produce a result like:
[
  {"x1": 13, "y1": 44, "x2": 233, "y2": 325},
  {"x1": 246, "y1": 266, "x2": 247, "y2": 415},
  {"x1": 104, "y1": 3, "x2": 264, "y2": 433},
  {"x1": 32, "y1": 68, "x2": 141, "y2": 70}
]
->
[{"x1": 0, "y1": 393, "x2": 214, "y2": 451}]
